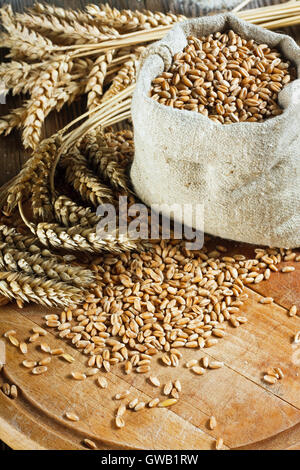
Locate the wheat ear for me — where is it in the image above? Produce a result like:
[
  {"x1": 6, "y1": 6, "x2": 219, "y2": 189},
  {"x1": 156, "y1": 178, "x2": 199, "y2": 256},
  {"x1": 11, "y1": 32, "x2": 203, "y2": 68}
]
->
[
  {"x1": 0, "y1": 243, "x2": 94, "y2": 287},
  {"x1": 2, "y1": 134, "x2": 62, "y2": 214},
  {"x1": 61, "y1": 148, "x2": 115, "y2": 207},
  {"x1": 25, "y1": 221, "x2": 148, "y2": 255},
  {"x1": 85, "y1": 3, "x2": 186, "y2": 32},
  {"x1": 86, "y1": 51, "x2": 114, "y2": 111},
  {"x1": 82, "y1": 131, "x2": 130, "y2": 193},
  {"x1": 54, "y1": 195, "x2": 100, "y2": 228},
  {"x1": 0, "y1": 271, "x2": 83, "y2": 307},
  {"x1": 0, "y1": 6, "x2": 56, "y2": 60},
  {"x1": 14, "y1": 10, "x2": 119, "y2": 46}
]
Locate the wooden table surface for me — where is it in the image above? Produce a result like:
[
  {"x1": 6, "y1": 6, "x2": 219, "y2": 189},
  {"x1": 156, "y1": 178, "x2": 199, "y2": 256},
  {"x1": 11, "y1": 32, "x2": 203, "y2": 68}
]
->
[{"x1": 0, "y1": 0, "x2": 300, "y2": 451}]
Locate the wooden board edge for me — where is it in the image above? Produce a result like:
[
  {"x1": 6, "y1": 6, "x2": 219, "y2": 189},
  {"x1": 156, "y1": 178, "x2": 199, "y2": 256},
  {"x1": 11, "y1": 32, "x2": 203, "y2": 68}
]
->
[{"x1": 0, "y1": 415, "x2": 46, "y2": 450}]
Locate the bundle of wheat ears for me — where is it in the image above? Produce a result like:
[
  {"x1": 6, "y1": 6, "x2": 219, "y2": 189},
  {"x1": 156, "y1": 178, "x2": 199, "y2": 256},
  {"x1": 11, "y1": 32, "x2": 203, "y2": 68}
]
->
[{"x1": 0, "y1": 1, "x2": 299, "y2": 307}]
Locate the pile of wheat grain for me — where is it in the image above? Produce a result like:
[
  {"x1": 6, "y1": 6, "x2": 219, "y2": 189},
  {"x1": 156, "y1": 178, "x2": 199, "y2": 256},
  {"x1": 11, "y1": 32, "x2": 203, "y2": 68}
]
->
[
  {"x1": 43, "y1": 242, "x2": 299, "y2": 375},
  {"x1": 150, "y1": 30, "x2": 296, "y2": 123}
]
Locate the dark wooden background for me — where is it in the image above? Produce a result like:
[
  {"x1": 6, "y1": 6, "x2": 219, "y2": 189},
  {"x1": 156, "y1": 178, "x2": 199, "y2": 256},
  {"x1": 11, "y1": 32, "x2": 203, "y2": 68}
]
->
[{"x1": 0, "y1": 0, "x2": 299, "y2": 451}]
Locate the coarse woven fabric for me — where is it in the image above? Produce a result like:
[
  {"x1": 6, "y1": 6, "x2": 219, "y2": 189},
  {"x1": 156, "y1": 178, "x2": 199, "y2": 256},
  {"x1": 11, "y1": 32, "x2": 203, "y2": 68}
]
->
[
  {"x1": 131, "y1": 13, "x2": 300, "y2": 248},
  {"x1": 189, "y1": 0, "x2": 244, "y2": 10}
]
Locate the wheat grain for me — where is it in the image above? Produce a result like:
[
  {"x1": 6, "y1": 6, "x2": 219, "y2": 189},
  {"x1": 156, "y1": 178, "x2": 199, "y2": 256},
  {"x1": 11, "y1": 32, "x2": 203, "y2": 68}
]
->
[
  {"x1": 8, "y1": 335, "x2": 19, "y2": 347},
  {"x1": 159, "y1": 398, "x2": 177, "y2": 407},
  {"x1": 149, "y1": 376, "x2": 160, "y2": 387},
  {"x1": 29, "y1": 333, "x2": 39, "y2": 343},
  {"x1": 10, "y1": 384, "x2": 18, "y2": 399},
  {"x1": 39, "y1": 357, "x2": 52, "y2": 366},
  {"x1": 71, "y1": 372, "x2": 86, "y2": 380},
  {"x1": 2, "y1": 383, "x2": 10, "y2": 396},
  {"x1": 282, "y1": 266, "x2": 295, "y2": 273},
  {"x1": 289, "y1": 305, "x2": 297, "y2": 317},
  {"x1": 259, "y1": 297, "x2": 274, "y2": 304},
  {"x1": 65, "y1": 411, "x2": 80, "y2": 422},
  {"x1": 32, "y1": 326, "x2": 47, "y2": 335},
  {"x1": 115, "y1": 390, "x2": 130, "y2": 400},
  {"x1": 60, "y1": 353, "x2": 75, "y2": 363},
  {"x1": 192, "y1": 366, "x2": 206, "y2": 375},
  {"x1": 51, "y1": 348, "x2": 64, "y2": 356},
  {"x1": 274, "y1": 367, "x2": 284, "y2": 379},
  {"x1": 263, "y1": 374, "x2": 277, "y2": 384},
  {"x1": 148, "y1": 398, "x2": 160, "y2": 408},
  {"x1": 293, "y1": 331, "x2": 300, "y2": 344},
  {"x1": 209, "y1": 416, "x2": 217, "y2": 430},
  {"x1": 83, "y1": 438, "x2": 97, "y2": 450},
  {"x1": 32, "y1": 365, "x2": 48, "y2": 375},
  {"x1": 40, "y1": 342, "x2": 51, "y2": 353},
  {"x1": 22, "y1": 360, "x2": 37, "y2": 368},
  {"x1": 3, "y1": 329, "x2": 16, "y2": 338},
  {"x1": 215, "y1": 437, "x2": 224, "y2": 450}
]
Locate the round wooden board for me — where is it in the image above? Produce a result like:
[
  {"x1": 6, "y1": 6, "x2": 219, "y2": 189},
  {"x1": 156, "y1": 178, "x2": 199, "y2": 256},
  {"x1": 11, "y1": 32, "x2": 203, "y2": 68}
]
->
[
  {"x1": 1, "y1": 241, "x2": 300, "y2": 450},
  {"x1": 1, "y1": 0, "x2": 300, "y2": 452}
]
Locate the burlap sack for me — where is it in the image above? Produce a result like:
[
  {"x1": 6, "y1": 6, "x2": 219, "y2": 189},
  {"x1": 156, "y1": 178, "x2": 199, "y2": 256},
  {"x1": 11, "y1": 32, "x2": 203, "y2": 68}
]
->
[{"x1": 131, "y1": 13, "x2": 300, "y2": 248}]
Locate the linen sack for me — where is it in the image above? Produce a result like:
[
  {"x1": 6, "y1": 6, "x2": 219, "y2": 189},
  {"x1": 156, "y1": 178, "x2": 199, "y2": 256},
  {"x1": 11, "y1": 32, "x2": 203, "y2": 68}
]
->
[{"x1": 131, "y1": 13, "x2": 300, "y2": 248}]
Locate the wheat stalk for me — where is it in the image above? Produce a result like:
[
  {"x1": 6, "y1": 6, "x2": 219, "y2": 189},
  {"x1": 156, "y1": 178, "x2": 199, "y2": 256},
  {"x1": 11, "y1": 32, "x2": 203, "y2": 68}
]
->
[
  {"x1": 0, "y1": 270, "x2": 83, "y2": 307},
  {"x1": 0, "y1": 242, "x2": 94, "y2": 287}
]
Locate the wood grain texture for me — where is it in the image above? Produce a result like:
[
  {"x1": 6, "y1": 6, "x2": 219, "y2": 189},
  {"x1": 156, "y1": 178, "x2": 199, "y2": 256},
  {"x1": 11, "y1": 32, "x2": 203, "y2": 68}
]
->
[
  {"x1": 0, "y1": 0, "x2": 300, "y2": 451},
  {"x1": 1, "y1": 272, "x2": 300, "y2": 450}
]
